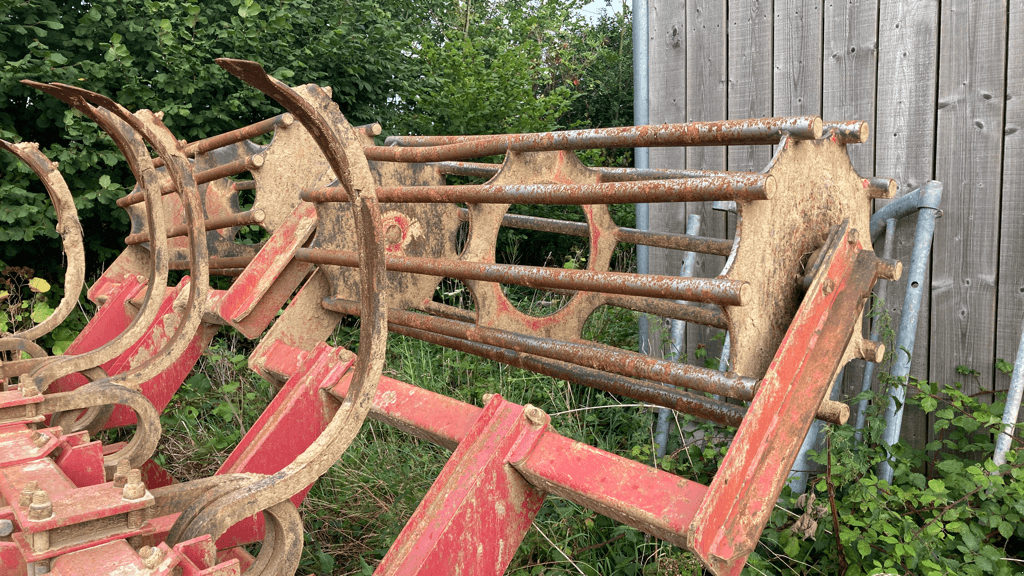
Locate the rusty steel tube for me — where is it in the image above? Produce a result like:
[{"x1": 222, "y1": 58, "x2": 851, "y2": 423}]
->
[
  {"x1": 822, "y1": 120, "x2": 869, "y2": 144},
  {"x1": 602, "y1": 294, "x2": 729, "y2": 329},
  {"x1": 233, "y1": 179, "x2": 256, "y2": 191},
  {"x1": 433, "y1": 161, "x2": 731, "y2": 184},
  {"x1": 455, "y1": 209, "x2": 734, "y2": 256},
  {"x1": 152, "y1": 113, "x2": 292, "y2": 167},
  {"x1": 296, "y1": 248, "x2": 750, "y2": 306},
  {"x1": 375, "y1": 116, "x2": 823, "y2": 162},
  {"x1": 301, "y1": 173, "x2": 774, "y2": 205},
  {"x1": 126, "y1": 209, "x2": 266, "y2": 245},
  {"x1": 323, "y1": 298, "x2": 759, "y2": 401},
  {"x1": 392, "y1": 323, "x2": 749, "y2": 427},
  {"x1": 169, "y1": 255, "x2": 255, "y2": 270},
  {"x1": 118, "y1": 153, "x2": 265, "y2": 207}
]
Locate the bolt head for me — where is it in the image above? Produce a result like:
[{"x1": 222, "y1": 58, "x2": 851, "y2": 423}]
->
[
  {"x1": 523, "y1": 404, "x2": 545, "y2": 427},
  {"x1": 0, "y1": 519, "x2": 13, "y2": 537}
]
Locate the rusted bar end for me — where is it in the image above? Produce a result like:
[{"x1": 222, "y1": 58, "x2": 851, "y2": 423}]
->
[
  {"x1": 876, "y1": 258, "x2": 902, "y2": 281},
  {"x1": 824, "y1": 121, "x2": 869, "y2": 144},
  {"x1": 858, "y1": 339, "x2": 885, "y2": 364},
  {"x1": 358, "y1": 123, "x2": 383, "y2": 137},
  {"x1": 863, "y1": 177, "x2": 897, "y2": 199},
  {"x1": 299, "y1": 186, "x2": 348, "y2": 203},
  {"x1": 818, "y1": 399, "x2": 850, "y2": 425},
  {"x1": 762, "y1": 174, "x2": 777, "y2": 200}
]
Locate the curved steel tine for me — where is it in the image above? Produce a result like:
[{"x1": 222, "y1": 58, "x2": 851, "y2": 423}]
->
[
  {"x1": 20, "y1": 82, "x2": 172, "y2": 392},
  {"x1": 169, "y1": 58, "x2": 386, "y2": 543},
  {"x1": 25, "y1": 82, "x2": 210, "y2": 393},
  {"x1": 0, "y1": 140, "x2": 86, "y2": 343}
]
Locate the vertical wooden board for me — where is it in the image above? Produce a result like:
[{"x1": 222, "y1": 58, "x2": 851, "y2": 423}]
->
[
  {"x1": 995, "y1": 0, "x2": 1024, "y2": 401},
  {"x1": 822, "y1": 0, "x2": 879, "y2": 400},
  {"x1": 683, "y1": 0, "x2": 728, "y2": 363},
  {"x1": 872, "y1": 0, "x2": 939, "y2": 450},
  {"x1": 930, "y1": 1, "x2": 1007, "y2": 401},
  {"x1": 647, "y1": 0, "x2": 686, "y2": 357},
  {"x1": 727, "y1": 0, "x2": 773, "y2": 173},
  {"x1": 773, "y1": 0, "x2": 824, "y2": 117}
]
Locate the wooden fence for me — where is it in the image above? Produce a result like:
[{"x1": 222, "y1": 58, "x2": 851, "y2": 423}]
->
[{"x1": 647, "y1": 0, "x2": 1023, "y2": 446}]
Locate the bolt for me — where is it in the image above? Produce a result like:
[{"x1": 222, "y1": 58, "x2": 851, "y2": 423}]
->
[
  {"x1": 0, "y1": 519, "x2": 14, "y2": 537},
  {"x1": 19, "y1": 481, "x2": 38, "y2": 506},
  {"x1": 31, "y1": 431, "x2": 47, "y2": 448},
  {"x1": 113, "y1": 459, "x2": 131, "y2": 488},
  {"x1": 322, "y1": 86, "x2": 333, "y2": 98},
  {"x1": 20, "y1": 382, "x2": 39, "y2": 398},
  {"x1": 30, "y1": 530, "x2": 49, "y2": 553},
  {"x1": 482, "y1": 393, "x2": 495, "y2": 405},
  {"x1": 847, "y1": 228, "x2": 859, "y2": 245},
  {"x1": 122, "y1": 469, "x2": 146, "y2": 500},
  {"x1": 822, "y1": 279, "x2": 835, "y2": 295},
  {"x1": 281, "y1": 113, "x2": 295, "y2": 127},
  {"x1": 523, "y1": 404, "x2": 545, "y2": 427},
  {"x1": 28, "y1": 491, "x2": 52, "y2": 521},
  {"x1": 139, "y1": 545, "x2": 164, "y2": 568},
  {"x1": 154, "y1": 110, "x2": 165, "y2": 121},
  {"x1": 385, "y1": 224, "x2": 403, "y2": 244},
  {"x1": 251, "y1": 154, "x2": 265, "y2": 168}
]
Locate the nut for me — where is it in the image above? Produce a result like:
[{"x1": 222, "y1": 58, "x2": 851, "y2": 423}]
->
[
  {"x1": 28, "y1": 491, "x2": 52, "y2": 521},
  {"x1": 139, "y1": 545, "x2": 164, "y2": 569},
  {"x1": 19, "y1": 481, "x2": 38, "y2": 506},
  {"x1": 482, "y1": 393, "x2": 496, "y2": 405},
  {"x1": 523, "y1": 404, "x2": 545, "y2": 427},
  {"x1": 821, "y1": 279, "x2": 835, "y2": 295},
  {"x1": 847, "y1": 228, "x2": 859, "y2": 245},
  {"x1": 122, "y1": 469, "x2": 146, "y2": 500},
  {"x1": 31, "y1": 431, "x2": 48, "y2": 448},
  {"x1": 20, "y1": 382, "x2": 39, "y2": 398},
  {"x1": 113, "y1": 459, "x2": 131, "y2": 488}
]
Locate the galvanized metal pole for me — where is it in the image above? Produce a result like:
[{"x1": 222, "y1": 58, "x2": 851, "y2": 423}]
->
[
  {"x1": 994, "y1": 322, "x2": 1024, "y2": 466},
  {"x1": 854, "y1": 217, "x2": 897, "y2": 442},
  {"x1": 877, "y1": 181, "x2": 942, "y2": 484},
  {"x1": 633, "y1": 0, "x2": 650, "y2": 355},
  {"x1": 656, "y1": 214, "x2": 701, "y2": 458},
  {"x1": 787, "y1": 372, "x2": 844, "y2": 494}
]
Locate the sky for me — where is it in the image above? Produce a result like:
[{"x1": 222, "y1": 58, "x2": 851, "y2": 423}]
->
[{"x1": 578, "y1": 0, "x2": 624, "y2": 23}]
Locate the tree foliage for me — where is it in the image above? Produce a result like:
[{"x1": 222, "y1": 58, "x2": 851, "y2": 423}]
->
[{"x1": 0, "y1": 0, "x2": 633, "y2": 275}]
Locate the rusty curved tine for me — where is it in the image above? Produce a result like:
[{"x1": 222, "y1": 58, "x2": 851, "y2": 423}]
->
[
  {"x1": 0, "y1": 141, "x2": 86, "y2": 343},
  {"x1": 20, "y1": 82, "x2": 171, "y2": 391},
  {"x1": 164, "y1": 57, "x2": 387, "y2": 543},
  {"x1": 25, "y1": 83, "x2": 210, "y2": 392},
  {"x1": 39, "y1": 382, "x2": 161, "y2": 477},
  {"x1": 0, "y1": 338, "x2": 48, "y2": 360}
]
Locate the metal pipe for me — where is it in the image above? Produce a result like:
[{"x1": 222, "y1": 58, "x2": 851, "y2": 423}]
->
[
  {"x1": 152, "y1": 113, "x2": 291, "y2": 167},
  {"x1": 433, "y1": 161, "x2": 729, "y2": 182},
  {"x1": 389, "y1": 323, "x2": 749, "y2": 427},
  {"x1": 656, "y1": 214, "x2": 701, "y2": 458},
  {"x1": 372, "y1": 117, "x2": 822, "y2": 161},
  {"x1": 168, "y1": 255, "x2": 254, "y2": 270},
  {"x1": 788, "y1": 371, "x2": 845, "y2": 494},
  {"x1": 126, "y1": 209, "x2": 266, "y2": 245},
  {"x1": 994, "y1": 320, "x2": 1024, "y2": 465},
  {"x1": 454, "y1": 208, "x2": 734, "y2": 256},
  {"x1": 854, "y1": 218, "x2": 897, "y2": 441},
  {"x1": 323, "y1": 297, "x2": 760, "y2": 400},
  {"x1": 300, "y1": 173, "x2": 776, "y2": 205},
  {"x1": 118, "y1": 153, "x2": 265, "y2": 207},
  {"x1": 294, "y1": 248, "x2": 750, "y2": 306},
  {"x1": 822, "y1": 120, "x2": 869, "y2": 144},
  {"x1": 878, "y1": 180, "x2": 942, "y2": 483}
]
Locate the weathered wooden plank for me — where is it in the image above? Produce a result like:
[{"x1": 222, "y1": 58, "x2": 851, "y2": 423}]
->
[
  {"x1": 773, "y1": 0, "x2": 823, "y2": 117},
  {"x1": 725, "y1": 0, "x2": 772, "y2": 318},
  {"x1": 647, "y1": 0, "x2": 687, "y2": 358},
  {"x1": 872, "y1": 0, "x2": 940, "y2": 450},
  {"x1": 995, "y1": 0, "x2": 1024, "y2": 404},
  {"x1": 930, "y1": 0, "x2": 1007, "y2": 401},
  {"x1": 822, "y1": 0, "x2": 879, "y2": 400},
  {"x1": 682, "y1": 0, "x2": 728, "y2": 363}
]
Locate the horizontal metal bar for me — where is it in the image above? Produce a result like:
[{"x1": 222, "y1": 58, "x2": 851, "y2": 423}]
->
[
  {"x1": 168, "y1": 255, "x2": 254, "y2": 270},
  {"x1": 295, "y1": 248, "x2": 750, "y2": 306},
  {"x1": 822, "y1": 120, "x2": 869, "y2": 144},
  {"x1": 125, "y1": 209, "x2": 265, "y2": 245},
  {"x1": 301, "y1": 173, "x2": 775, "y2": 205},
  {"x1": 454, "y1": 209, "x2": 734, "y2": 256},
  {"x1": 433, "y1": 161, "x2": 731, "y2": 183},
  {"x1": 326, "y1": 298, "x2": 758, "y2": 400},
  {"x1": 374, "y1": 117, "x2": 823, "y2": 162},
  {"x1": 153, "y1": 113, "x2": 291, "y2": 167},
  {"x1": 118, "y1": 153, "x2": 265, "y2": 208}
]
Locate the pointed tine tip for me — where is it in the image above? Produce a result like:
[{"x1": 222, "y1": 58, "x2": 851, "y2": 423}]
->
[{"x1": 215, "y1": 58, "x2": 267, "y2": 82}]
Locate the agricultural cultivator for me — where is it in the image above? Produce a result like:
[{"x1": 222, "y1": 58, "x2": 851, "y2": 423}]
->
[{"x1": 0, "y1": 59, "x2": 903, "y2": 575}]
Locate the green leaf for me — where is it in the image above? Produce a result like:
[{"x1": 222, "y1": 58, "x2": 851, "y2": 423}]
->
[
  {"x1": 28, "y1": 277, "x2": 50, "y2": 293},
  {"x1": 30, "y1": 302, "x2": 53, "y2": 323},
  {"x1": 99, "y1": 174, "x2": 111, "y2": 188},
  {"x1": 857, "y1": 538, "x2": 871, "y2": 557}
]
